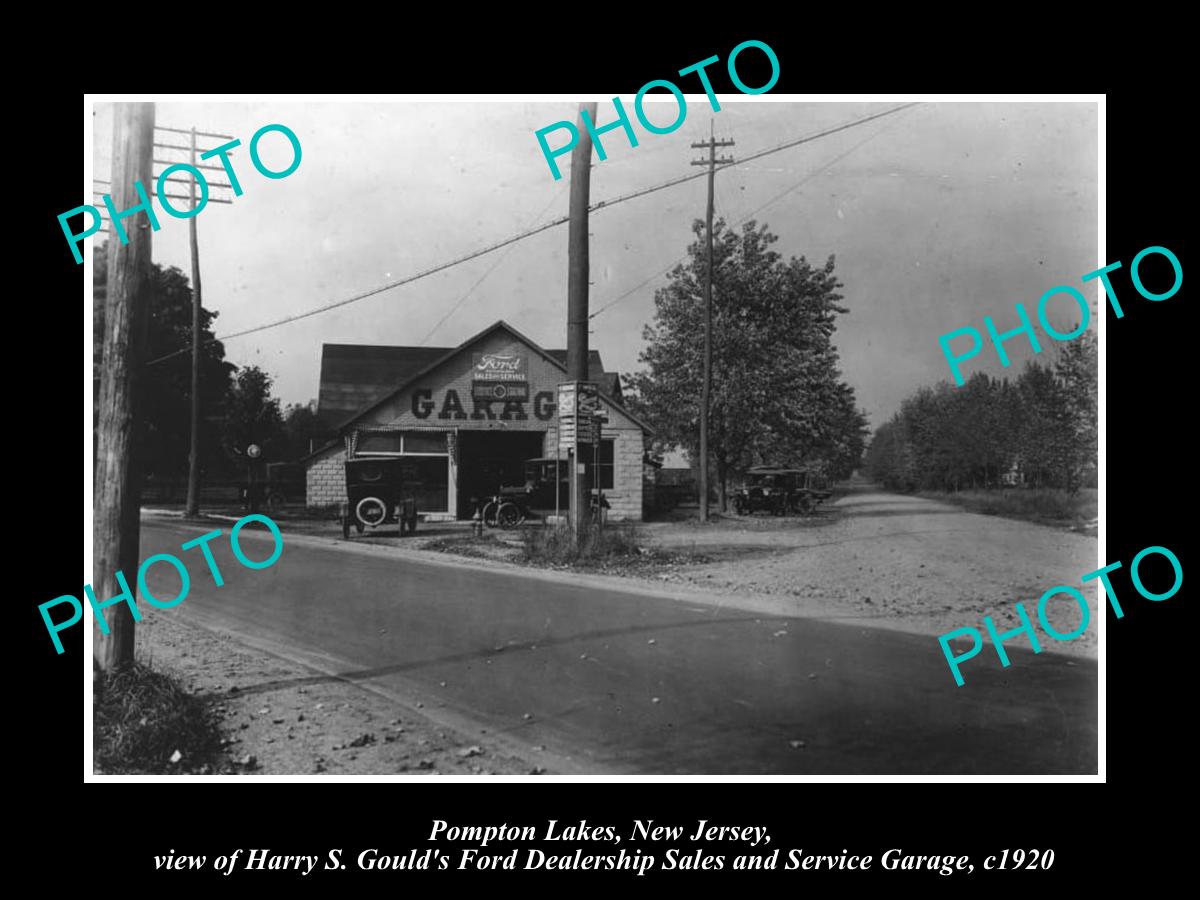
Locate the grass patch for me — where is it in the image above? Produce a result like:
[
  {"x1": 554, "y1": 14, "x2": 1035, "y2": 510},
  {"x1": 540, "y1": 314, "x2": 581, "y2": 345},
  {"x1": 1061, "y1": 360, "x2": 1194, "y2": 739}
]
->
[
  {"x1": 921, "y1": 488, "x2": 1097, "y2": 532},
  {"x1": 521, "y1": 522, "x2": 644, "y2": 566},
  {"x1": 519, "y1": 522, "x2": 714, "y2": 572},
  {"x1": 94, "y1": 662, "x2": 225, "y2": 774}
]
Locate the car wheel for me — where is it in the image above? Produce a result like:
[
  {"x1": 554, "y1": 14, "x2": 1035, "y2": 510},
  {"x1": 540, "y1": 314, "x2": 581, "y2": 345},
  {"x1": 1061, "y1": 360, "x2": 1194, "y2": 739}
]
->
[
  {"x1": 482, "y1": 501, "x2": 499, "y2": 528},
  {"x1": 798, "y1": 494, "x2": 815, "y2": 515},
  {"x1": 356, "y1": 496, "x2": 388, "y2": 529},
  {"x1": 497, "y1": 502, "x2": 523, "y2": 529}
]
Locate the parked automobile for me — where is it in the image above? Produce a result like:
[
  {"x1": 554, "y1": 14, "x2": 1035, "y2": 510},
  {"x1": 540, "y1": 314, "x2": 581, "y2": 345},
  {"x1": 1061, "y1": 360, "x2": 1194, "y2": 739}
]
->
[
  {"x1": 480, "y1": 457, "x2": 572, "y2": 528},
  {"x1": 340, "y1": 456, "x2": 419, "y2": 539},
  {"x1": 733, "y1": 467, "x2": 832, "y2": 516},
  {"x1": 263, "y1": 462, "x2": 306, "y2": 512}
]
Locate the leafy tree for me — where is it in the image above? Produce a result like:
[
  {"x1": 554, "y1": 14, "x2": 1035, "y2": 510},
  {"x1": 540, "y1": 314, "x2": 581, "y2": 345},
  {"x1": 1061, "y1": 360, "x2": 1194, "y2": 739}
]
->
[
  {"x1": 93, "y1": 242, "x2": 237, "y2": 480},
  {"x1": 865, "y1": 335, "x2": 1096, "y2": 493},
  {"x1": 1012, "y1": 363, "x2": 1068, "y2": 487},
  {"x1": 1053, "y1": 330, "x2": 1098, "y2": 492},
  {"x1": 626, "y1": 218, "x2": 866, "y2": 508},
  {"x1": 282, "y1": 399, "x2": 326, "y2": 461},
  {"x1": 223, "y1": 365, "x2": 286, "y2": 463}
]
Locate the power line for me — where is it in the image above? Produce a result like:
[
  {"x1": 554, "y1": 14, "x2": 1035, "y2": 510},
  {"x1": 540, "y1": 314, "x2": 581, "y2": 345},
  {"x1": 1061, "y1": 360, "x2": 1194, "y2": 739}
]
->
[
  {"x1": 588, "y1": 106, "x2": 918, "y2": 321},
  {"x1": 144, "y1": 211, "x2": 573, "y2": 365},
  {"x1": 144, "y1": 103, "x2": 918, "y2": 366},
  {"x1": 418, "y1": 181, "x2": 566, "y2": 345},
  {"x1": 590, "y1": 102, "x2": 918, "y2": 213}
]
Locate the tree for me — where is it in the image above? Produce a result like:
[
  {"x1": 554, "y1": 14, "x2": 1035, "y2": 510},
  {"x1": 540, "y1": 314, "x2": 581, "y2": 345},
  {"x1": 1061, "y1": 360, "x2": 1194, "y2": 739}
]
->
[
  {"x1": 1053, "y1": 330, "x2": 1098, "y2": 492},
  {"x1": 223, "y1": 365, "x2": 286, "y2": 462},
  {"x1": 282, "y1": 399, "x2": 325, "y2": 461},
  {"x1": 93, "y1": 242, "x2": 236, "y2": 481},
  {"x1": 865, "y1": 335, "x2": 1096, "y2": 493},
  {"x1": 626, "y1": 218, "x2": 866, "y2": 508},
  {"x1": 1015, "y1": 362, "x2": 1074, "y2": 488}
]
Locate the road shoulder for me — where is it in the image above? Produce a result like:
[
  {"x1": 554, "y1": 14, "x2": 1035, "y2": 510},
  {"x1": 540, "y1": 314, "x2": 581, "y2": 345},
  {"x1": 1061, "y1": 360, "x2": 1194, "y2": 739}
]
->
[{"x1": 124, "y1": 608, "x2": 547, "y2": 776}]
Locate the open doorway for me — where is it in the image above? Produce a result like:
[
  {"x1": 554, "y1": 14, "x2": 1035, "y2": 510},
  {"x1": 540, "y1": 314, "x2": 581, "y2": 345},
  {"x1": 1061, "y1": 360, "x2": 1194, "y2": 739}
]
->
[{"x1": 456, "y1": 431, "x2": 544, "y2": 518}]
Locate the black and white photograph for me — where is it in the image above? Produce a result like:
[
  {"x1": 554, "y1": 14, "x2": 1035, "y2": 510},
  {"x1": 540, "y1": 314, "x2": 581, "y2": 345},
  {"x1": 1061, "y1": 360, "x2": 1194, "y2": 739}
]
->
[{"x1": 83, "y1": 95, "x2": 1102, "y2": 777}]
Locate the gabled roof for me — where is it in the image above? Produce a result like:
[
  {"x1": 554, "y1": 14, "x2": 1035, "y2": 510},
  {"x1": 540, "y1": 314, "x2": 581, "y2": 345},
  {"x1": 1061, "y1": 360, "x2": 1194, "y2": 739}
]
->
[
  {"x1": 544, "y1": 350, "x2": 622, "y2": 400},
  {"x1": 317, "y1": 338, "x2": 624, "y2": 428},
  {"x1": 317, "y1": 344, "x2": 446, "y2": 428},
  {"x1": 303, "y1": 320, "x2": 651, "y2": 462},
  {"x1": 544, "y1": 349, "x2": 606, "y2": 382}
]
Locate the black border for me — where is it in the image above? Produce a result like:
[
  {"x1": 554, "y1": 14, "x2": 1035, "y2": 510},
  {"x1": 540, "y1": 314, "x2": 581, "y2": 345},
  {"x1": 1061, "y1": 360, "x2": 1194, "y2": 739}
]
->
[{"x1": 24, "y1": 25, "x2": 1190, "y2": 886}]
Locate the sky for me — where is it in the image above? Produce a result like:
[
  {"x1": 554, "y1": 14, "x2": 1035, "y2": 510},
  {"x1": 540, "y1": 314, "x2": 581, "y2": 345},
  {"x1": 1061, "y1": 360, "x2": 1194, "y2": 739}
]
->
[{"x1": 89, "y1": 98, "x2": 1098, "y2": 428}]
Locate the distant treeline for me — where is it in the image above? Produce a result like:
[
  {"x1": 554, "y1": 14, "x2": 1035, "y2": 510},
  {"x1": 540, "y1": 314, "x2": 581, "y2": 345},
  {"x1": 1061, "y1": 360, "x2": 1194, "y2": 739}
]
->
[{"x1": 865, "y1": 333, "x2": 1097, "y2": 493}]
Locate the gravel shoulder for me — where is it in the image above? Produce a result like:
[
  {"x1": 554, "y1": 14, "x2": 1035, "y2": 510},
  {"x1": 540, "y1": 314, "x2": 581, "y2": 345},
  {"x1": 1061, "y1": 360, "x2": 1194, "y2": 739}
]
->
[
  {"x1": 629, "y1": 485, "x2": 1102, "y2": 659},
  {"x1": 124, "y1": 609, "x2": 544, "y2": 775}
]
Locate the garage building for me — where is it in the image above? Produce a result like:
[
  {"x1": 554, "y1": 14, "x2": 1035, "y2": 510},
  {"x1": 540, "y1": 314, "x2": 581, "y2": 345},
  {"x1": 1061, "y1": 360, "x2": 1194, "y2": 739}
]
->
[{"x1": 304, "y1": 321, "x2": 653, "y2": 521}]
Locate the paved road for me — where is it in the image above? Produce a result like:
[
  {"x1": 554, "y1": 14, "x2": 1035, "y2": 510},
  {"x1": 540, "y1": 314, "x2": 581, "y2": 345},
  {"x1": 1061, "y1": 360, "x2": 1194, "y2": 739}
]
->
[{"x1": 138, "y1": 517, "x2": 1097, "y2": 774}]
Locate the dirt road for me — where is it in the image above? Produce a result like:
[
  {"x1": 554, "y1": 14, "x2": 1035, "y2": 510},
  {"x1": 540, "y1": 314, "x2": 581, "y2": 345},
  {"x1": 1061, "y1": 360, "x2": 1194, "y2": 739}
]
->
[{"x1": 638, "y1": 482, "x2": 1102, "y2": 659}]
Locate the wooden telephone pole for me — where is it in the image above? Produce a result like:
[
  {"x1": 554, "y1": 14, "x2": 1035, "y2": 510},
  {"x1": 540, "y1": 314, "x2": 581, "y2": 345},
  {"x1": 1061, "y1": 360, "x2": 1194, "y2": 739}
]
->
[
  {"x1": 691, "y1": 126, "x2": 735, "y2": 523},
  {"x1": 94, "y1": 124, "x2": 233, "y2": 518},
  {"x1": 174, "y1": 125, "x2": 235, "y2": 516},
  {"x1": 185, "y1": 127, "x2": 205, "y2": 517},
  {"x1": 567, "y1": 102, "x2": 597, "y2": 537},
  {"x1": 94, "y1": 102, "x2": 156, "y2": 672}
]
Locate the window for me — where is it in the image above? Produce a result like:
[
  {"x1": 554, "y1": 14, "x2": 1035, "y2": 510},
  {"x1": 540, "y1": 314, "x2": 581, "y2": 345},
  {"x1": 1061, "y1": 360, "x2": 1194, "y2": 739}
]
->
[
  {"x1": 585, "y1": 439, "x2": 615, "y2": 491},
  {"x1": 403, "y1": 432, "x2": 448, "y2": 455},
  {"x1": 355, "y1": 431, "x2": 448, "y2": 456},
  {"x1": 356, "y1": 432, "x2": 404, "y2": 455}
]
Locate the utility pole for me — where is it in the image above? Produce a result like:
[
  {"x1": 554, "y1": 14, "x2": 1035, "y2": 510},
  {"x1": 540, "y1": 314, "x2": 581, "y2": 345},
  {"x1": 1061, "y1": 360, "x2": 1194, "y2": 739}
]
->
[
  {"x1": 160, "y1": 125, "x2": 236, "y2": 516},
  {"x1": 691, "y1": 124, "x2": 735, "y2": 523},
  {"x1": 566, "y1": 102, "x2": 597, "y2": 537},
  {"x1": 94, "y1": 102, "x2": 156, "y2": 672},
  {"x1": 94, "y1": 123, "x2": 233, "y2": 516},
  {"x1": 176, "y1": 126, "x2": 234, "y2": 515},
  {"x1": 185, "y1": 127, "x2": 205, "y2": 516}
]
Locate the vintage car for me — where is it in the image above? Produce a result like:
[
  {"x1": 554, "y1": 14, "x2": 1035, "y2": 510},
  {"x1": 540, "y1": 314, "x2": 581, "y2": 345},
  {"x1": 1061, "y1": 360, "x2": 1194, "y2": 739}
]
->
[
  {"x1": 733, "y1": 467, "x2": 832, "y2": 516},
  {"x1": 522, "y1": 457, "x2": 573, "y2": 511},
  {"x1": 340, "y1": 456, "x2": 419, "y2": 539},
  {"x1": 481, "y1": 457, "x2": 572, "y2": 528},
  {"x1": 263, "y1": 462, "x2": 306, "y2": 512}
]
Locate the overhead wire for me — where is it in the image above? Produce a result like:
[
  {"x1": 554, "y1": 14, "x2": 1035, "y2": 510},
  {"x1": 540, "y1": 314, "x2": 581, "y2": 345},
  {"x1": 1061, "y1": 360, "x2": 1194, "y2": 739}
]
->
[
  {"x1": 587, "y1": 105, "x2": 920, "y2": 321},
  {"x1": 144, "y1": 103, "x2": 918, "y2": 367},
  {"x1": 417, "y1": 181, "x2": 566, "y2": 346}
]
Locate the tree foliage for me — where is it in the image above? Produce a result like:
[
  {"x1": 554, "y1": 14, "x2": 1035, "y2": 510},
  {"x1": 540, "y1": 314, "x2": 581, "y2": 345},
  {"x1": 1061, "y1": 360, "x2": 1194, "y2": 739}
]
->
[
  {"x1": 223, "y1": 365, "x2": 286, "y2": 462},
  {"x1": 282, "y1": 399, "x2": 324, "y2": 460},
  {"x1": 625, "y1": 218, "x2": 869, "y2": 506},
  {"x1": 93, "y1": 243, "x2": 237, "y2": 479},
  {"x1": 864, "y1": 332, "x2": 1097, "y2": 492}
]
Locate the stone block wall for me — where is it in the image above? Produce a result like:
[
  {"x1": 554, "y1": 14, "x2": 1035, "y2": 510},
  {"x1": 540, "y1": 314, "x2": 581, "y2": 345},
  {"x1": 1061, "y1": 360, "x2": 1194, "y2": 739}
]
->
[{"x1": 307, "y1": 449, "x2": 346, "y2": 511}]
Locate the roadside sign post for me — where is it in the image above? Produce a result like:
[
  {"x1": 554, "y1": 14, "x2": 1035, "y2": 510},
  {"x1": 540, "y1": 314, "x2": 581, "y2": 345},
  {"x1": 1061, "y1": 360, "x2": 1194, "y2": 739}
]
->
[
  {"x1": 558, "y1": 381, "x2": 599, "y2": 536},
  {"x1": 593, "y1": 414, "x2": 608, "y2": 530},
  {"x1": 557, "y1": 383, "x2": 577, "y2": 533}
]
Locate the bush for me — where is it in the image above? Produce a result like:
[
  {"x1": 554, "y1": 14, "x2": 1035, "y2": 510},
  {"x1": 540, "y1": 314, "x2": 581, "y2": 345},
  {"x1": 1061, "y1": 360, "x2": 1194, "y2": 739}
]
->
[
  {"x1": 520, "y1": 521, "x2": 644, "y2": 567},
  {"x1": 94, "y1": 663, "x2": 225, "y2": 774}
]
